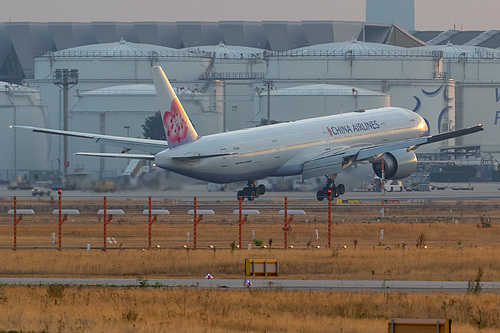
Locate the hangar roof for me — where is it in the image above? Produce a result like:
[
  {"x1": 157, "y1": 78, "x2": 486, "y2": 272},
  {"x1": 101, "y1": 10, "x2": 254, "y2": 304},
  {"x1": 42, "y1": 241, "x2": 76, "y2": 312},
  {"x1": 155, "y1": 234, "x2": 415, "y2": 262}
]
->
[
  {"x1": 0, "y1": 20, "x2": 421, "y2": 82},
  {"x1": 268, "y1": 84, "x2": 387, "y2": 96},
  {"x1": 0, "y1": 82, "x2": 36, "y2": 92},
  {"x1": 411, "y1": 29, "x2": 500, "y2": 49},
  {"x1": 411, "y1": 42, "x2": 500, "y2": 58},
  {"x1": 183, "y1": 43, "x2": 265, "y2": 59},
  {"x1": 293, "y1": 40, "x2": 405, "y2": 56},
  {"x1": 81, "y1": 84, "x2": 201, "y2": 97},
  {"x1": 81, "y1": 84, "x2": 156, "y2": 96},
  {"x1": 51, "y1": 38, "x2": 176, "y2": 58}
]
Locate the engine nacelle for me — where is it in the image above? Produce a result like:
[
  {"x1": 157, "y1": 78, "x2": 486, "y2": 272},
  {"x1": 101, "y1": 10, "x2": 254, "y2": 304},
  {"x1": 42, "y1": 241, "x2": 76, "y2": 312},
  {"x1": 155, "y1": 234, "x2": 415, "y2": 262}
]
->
[{"x1": 372, "y1": 149, "x2": 417, "y2": 180}]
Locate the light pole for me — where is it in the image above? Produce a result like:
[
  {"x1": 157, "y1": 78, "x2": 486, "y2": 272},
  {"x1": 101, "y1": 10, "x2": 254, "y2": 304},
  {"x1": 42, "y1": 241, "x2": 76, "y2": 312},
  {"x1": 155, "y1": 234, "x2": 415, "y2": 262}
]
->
[
  {"x1": 263, "y1": 81, "x2": 274, "y2": 125},
  {"x1": 53, "y1": 69, "x2": 79, "y2": 186}
]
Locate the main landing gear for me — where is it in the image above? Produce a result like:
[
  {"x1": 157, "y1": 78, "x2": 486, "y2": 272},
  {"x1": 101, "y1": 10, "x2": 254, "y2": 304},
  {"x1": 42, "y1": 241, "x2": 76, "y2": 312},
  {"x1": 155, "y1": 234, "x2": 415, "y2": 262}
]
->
[
  {"x1": 237, "y1": 181, "x2": 266, "y2": 201},
  {"x1": 316, "y1": 178, "x2": 345, "y2": 201}
]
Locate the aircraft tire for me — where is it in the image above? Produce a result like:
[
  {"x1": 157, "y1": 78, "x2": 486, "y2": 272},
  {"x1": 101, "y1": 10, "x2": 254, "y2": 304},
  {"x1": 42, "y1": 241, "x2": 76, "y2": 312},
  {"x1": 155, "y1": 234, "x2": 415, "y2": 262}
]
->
[
  {"x1": 237, "y1": 190, "x2": 244, "y2": 201},
  {"x1": 316, "y1": 190, "x2": 325, "y2": 201},
  {"x1": 258, "y1": 184, "x2": 266, "y2": 195},
  {"x1": 338, "y1": 184, "x2": 345, "y2": 195}
]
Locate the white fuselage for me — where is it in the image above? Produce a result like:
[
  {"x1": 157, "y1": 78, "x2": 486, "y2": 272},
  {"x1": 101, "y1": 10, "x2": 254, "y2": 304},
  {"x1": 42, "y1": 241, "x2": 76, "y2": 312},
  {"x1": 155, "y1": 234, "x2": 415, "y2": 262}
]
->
[{"x1": 154, "y1": 107, "x2": 428, "y2": 183}]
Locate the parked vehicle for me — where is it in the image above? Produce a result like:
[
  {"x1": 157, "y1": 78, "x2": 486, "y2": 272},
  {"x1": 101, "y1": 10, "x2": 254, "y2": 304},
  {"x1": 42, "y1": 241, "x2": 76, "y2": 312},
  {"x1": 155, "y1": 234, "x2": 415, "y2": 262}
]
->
[
  {"x1": 93, "y1": 181, "x2": 116, "y2": 193},
  {"x1": 385, "y1": 180, "x2": 404, "y2": 192},
  {"x1": 32, "y1": 186, "x2": 51, "y2": 196}
]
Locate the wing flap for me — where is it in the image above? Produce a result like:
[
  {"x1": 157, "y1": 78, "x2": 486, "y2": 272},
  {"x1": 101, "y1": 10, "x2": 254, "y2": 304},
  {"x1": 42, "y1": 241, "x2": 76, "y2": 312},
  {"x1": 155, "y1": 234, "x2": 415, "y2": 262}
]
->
[{"x1": 302, "y1": 154, "x2": 344, "y2": 179}]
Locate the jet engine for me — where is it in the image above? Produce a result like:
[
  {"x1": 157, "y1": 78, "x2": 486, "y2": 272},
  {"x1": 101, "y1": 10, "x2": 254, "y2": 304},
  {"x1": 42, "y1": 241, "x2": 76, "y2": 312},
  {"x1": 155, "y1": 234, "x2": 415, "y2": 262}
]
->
[{"x1": 372, "y1": 149, "x2": 417, "y2": 180}]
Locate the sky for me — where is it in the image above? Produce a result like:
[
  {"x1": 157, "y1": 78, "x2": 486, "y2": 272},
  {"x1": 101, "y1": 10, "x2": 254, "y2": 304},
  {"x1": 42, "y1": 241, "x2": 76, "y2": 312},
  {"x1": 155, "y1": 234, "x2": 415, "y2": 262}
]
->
[{"x1": 1, "y1": 0, "x2": 499, "y2": 31}]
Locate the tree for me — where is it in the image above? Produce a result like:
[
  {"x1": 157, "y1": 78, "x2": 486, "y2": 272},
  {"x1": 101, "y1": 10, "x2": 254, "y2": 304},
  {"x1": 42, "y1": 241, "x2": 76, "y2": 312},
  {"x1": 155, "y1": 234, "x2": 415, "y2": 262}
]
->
[
  {"x1": 257, "y1": 118, "x2": 280, "y2": 127},
  {"x1": 142, "y1": 111, "x2": 166, "y2": 140}
]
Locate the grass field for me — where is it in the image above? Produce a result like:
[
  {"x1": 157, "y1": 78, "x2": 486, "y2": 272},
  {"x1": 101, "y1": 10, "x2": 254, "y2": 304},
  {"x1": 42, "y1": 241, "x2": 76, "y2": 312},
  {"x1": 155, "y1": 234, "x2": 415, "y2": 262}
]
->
[
  {"x1": 2, "y1": 198, "x2": 500, "y2": 332},
  {"x1": 1, "y1": 286, "x2": 500, "y2": 332},
  {"x1": 1, "y1": 247, "x2": 500, "y2": 281}
]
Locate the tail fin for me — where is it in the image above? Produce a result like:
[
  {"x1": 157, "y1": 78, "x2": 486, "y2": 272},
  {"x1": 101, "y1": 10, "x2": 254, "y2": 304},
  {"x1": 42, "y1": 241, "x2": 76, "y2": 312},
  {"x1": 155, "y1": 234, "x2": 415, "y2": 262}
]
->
[{"x1": 151, "y1": 66, "x2": 199, "y2": 148}]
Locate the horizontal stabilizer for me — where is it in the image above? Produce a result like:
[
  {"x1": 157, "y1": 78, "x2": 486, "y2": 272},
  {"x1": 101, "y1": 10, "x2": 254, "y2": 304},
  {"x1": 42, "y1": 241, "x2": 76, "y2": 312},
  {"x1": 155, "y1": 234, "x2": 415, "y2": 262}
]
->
[{"x1": 75, "y1": 152, "x2": 155, "y2": 160}]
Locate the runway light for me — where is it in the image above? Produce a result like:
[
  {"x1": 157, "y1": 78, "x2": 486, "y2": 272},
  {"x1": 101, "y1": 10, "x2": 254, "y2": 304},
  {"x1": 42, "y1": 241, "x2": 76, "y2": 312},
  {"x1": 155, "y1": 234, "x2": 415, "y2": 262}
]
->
[
  {"x1": 9, "y1": 125, "x2": 13, "y2": 128},
  {"x1": 205, "y1": 273, "x2": 213, "y2": 279},
  {"x1": 183, "y1": 245, "x2": 187, "y2": 249}
]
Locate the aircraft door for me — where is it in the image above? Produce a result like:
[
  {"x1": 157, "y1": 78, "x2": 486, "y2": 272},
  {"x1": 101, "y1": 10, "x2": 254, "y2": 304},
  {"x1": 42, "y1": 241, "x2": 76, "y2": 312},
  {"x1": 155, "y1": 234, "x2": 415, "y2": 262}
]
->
[
  {"x1": 272, "y1": 140, "x2": 280, "y2": 158},
  {"x1": 380, "y1": 123, "x2": 388, "y2": 142},
  {"x1": 322, "y1": 132, "x2": 331, "y2": 151},
  {"x1": 221, "y1": 148, "x2": 228, "y2": 167}
]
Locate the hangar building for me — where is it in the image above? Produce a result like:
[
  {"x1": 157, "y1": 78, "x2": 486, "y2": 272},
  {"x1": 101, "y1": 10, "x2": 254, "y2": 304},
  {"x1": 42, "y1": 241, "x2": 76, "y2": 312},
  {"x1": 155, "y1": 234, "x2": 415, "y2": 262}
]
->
[{"x1": 0, "y1": 21, "x2": 499, "y2": 182}]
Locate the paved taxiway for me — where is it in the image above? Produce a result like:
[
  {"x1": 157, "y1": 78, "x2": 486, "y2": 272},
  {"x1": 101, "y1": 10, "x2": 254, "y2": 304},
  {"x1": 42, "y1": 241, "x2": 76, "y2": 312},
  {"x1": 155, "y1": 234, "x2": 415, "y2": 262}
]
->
[
  {"x1": 1, "y1": 278, "x2": 499, "y2": 293},
  {"x1": 1, "y1": 182, "x2": 499, "y2": 203}
]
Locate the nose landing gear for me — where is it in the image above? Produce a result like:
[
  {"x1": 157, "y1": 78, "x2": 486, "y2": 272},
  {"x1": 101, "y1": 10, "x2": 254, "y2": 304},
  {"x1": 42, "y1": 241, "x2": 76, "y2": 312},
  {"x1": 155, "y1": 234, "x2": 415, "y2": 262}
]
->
[
  {"x1": 316, "y1": 178, "x2": 345, "y2": 201},
  {"x1": 237, "y1": 181, "x2": 266, "y2": 201}
]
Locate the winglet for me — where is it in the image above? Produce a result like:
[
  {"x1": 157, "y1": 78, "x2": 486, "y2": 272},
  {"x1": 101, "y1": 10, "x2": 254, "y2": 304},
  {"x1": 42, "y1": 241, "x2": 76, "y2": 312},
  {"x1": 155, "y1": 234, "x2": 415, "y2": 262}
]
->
[{"x1": 151, "y1": 66, "x2": 199, "y2": 148}]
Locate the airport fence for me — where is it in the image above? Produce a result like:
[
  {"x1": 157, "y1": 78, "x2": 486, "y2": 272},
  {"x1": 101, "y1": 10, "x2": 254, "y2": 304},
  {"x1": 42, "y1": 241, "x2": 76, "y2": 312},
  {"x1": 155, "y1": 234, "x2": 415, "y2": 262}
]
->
[{"x1": 0, "y1": 194, "x2": 499, "y2": 251}]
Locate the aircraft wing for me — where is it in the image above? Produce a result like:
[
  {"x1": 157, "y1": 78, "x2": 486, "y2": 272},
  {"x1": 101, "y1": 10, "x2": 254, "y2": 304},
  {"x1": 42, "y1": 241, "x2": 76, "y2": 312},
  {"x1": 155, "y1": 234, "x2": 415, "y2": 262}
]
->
[
  {"x1": 356, "y1": 124, "x2": 484, "y2": 161},
  {"x1": 12, "y1": 125, "x2": 169, "y2": 154},
  {"x1": 302, "y1": 124, "x2": 483, "y2": 179}
]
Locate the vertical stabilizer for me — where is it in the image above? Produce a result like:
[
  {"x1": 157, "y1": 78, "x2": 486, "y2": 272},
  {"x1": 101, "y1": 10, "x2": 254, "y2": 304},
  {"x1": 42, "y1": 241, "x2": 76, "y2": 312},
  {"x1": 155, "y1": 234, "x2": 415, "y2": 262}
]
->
[{"x1": 151, "y1": 66, "x2": 199, "y2": 148}]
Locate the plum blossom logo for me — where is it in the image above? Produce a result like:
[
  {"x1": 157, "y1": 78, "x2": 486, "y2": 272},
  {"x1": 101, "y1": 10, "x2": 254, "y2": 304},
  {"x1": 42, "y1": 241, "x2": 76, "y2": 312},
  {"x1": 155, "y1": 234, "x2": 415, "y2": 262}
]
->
[{"x1": 163, "y1": 99, "x2": 188, "y2": 144}]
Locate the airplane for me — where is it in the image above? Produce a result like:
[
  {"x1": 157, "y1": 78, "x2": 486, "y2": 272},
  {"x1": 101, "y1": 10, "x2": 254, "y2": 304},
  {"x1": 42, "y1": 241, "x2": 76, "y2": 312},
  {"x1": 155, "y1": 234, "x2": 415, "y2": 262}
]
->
[{"x1": 13, "y1": 66, "x2": 483, "y2": 201}]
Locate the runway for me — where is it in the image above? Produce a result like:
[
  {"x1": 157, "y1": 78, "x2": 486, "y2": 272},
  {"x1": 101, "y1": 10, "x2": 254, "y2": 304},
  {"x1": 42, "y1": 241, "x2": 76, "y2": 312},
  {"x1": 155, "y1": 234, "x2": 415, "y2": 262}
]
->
[
  {"x1": 1, "y1": 182, "x2": 499, "y2": 203},
  {"x1": 1, "y1": 278, "x2": 499, "y2": 293}
]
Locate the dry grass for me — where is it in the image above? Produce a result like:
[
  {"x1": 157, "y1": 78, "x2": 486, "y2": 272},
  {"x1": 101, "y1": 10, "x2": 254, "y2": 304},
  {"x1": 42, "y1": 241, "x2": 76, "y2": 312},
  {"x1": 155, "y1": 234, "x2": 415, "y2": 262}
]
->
[
  {"x1": 1, "y1": 247, "x2": 500, "y2": 281},
  {"x1": 2, "y1": 199, "x2": 500, "y2": 332},
  {"x1": 0, "y1": 286, "x2": 499, "y2": 332},
  {"x1": 2, "y1": 198, "x2": 500, "y2": 251}
]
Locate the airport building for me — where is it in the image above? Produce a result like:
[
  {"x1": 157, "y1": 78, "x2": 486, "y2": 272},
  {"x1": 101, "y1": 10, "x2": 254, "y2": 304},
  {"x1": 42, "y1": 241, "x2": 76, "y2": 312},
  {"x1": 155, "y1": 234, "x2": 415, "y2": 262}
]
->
[
  {"x1": 366, "y1": 0, "x2": 415, "y2": 31},
  {"x1": 1, "y1": 21, "x2": 500, "y2": 184},
  {"x1": 0, "y1": 83, "x2": 49, "y2": 180}
]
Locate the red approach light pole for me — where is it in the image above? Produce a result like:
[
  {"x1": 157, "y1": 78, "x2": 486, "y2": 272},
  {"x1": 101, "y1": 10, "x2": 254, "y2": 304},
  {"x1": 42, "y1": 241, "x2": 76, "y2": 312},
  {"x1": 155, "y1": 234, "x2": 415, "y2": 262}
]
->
[
  {"x1": 193, "y1": 196, "x2": 200, "y2": 249},
  {"x1": 103, "y1": 196, "x2": 110, "y2": 250},
  {"x1": 148, "y1": 196, "x2": 157, "y2": 249},
  {"x1": 13, "y1": 196, "x2": 21, "y2": 250},
  {"x1": 328, "y1": 189, "x2": 332, "y2": 249},
  {"x1": 238, "y1": 197, "x2": 247, "y2": 249},
  {"x1": 381, "y1": 156, "x2": 385, "y2": 219},
  {"x1": 58, "y1": 190, "x2": 66, "y2": 250},
  {"x1": 283, "y1": 197, "x2": 293, "y2": 249}
]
